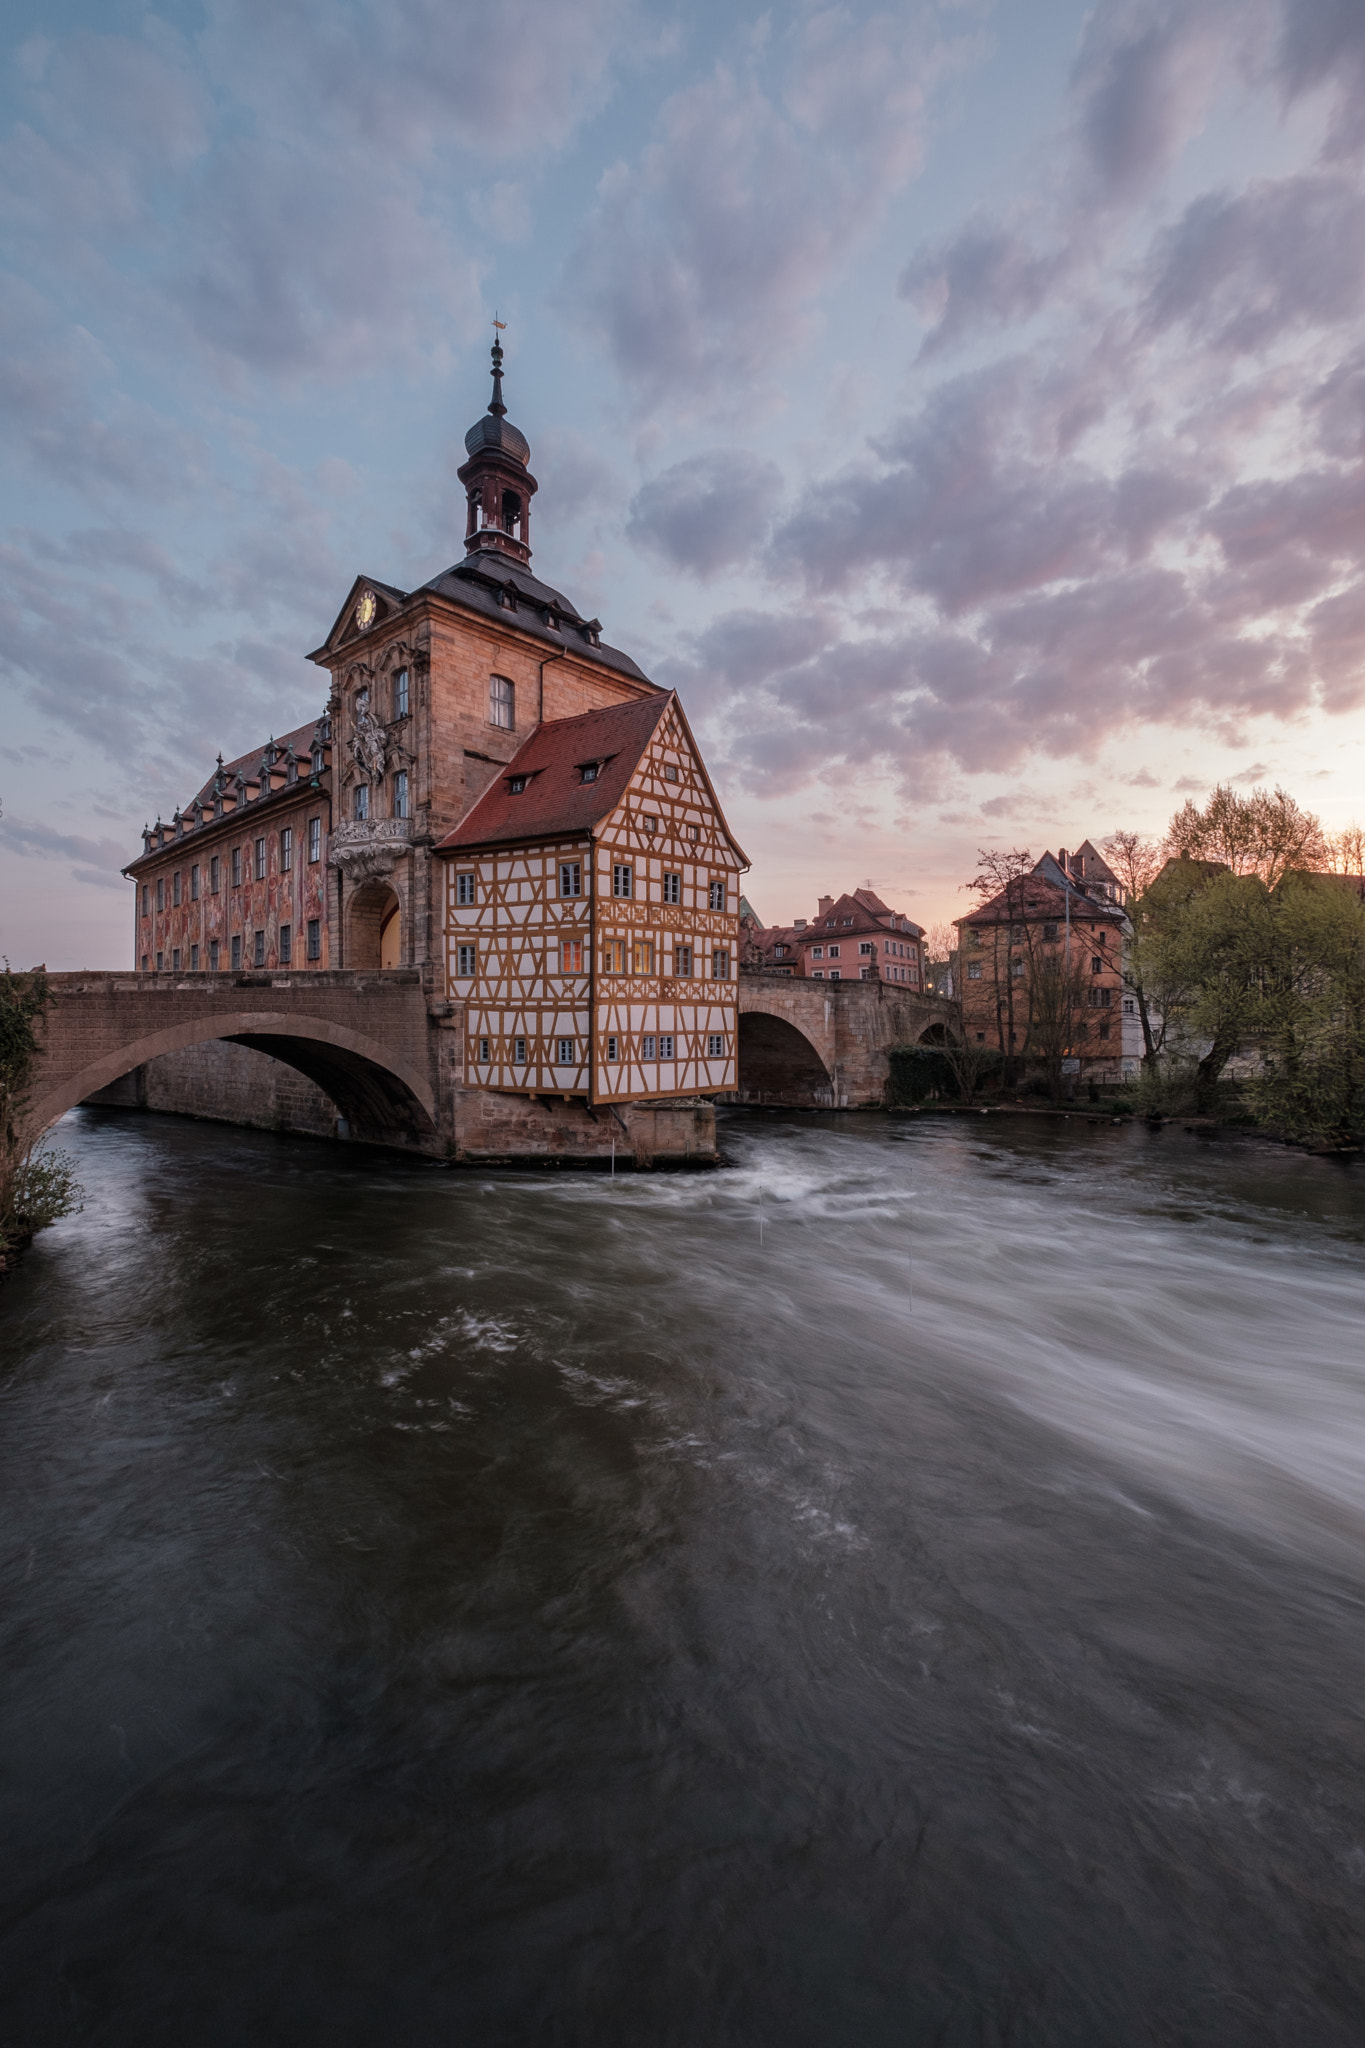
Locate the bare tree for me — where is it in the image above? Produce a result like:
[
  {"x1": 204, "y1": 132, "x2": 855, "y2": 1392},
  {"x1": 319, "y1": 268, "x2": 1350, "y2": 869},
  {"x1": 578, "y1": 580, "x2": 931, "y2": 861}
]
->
[
  {"x1": 1100, "y1": 830, "x2": 1162, "y2": 901},
  {"x1": 967, "y1": 848, "x2": 1033, "y2": 1083},
  {"x1": 1328, "y1": 823, "x2": 1365, "y2": 876}
]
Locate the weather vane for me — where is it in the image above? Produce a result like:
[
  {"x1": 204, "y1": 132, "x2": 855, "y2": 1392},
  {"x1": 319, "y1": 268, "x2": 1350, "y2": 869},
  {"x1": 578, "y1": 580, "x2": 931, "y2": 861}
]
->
[{"x1": 493, "y1": 313, "x2": 506, "y2": 335}]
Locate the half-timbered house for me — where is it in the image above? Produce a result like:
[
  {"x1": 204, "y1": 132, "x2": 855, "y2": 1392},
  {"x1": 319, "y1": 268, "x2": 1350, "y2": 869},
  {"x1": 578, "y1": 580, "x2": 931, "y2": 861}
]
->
[{"x1": 436, "y1": 694, "x2": 748, "y2": 1104}]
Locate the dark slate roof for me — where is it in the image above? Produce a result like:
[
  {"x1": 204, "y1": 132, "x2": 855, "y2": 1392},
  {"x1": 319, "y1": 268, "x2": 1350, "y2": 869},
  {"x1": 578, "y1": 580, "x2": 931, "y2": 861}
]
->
[
  {"x1": 463, "y1": 413, "x2": 531, "y2": 465},
  {"x1": 435, "y1": 697, "x2": 672, "y2": 853},
  {"x1": 187, "y1": 719, "x2": 322, "y2": 809},
  {"x1": 416, "y1": 549, "x2": 654, "y2": 686}
]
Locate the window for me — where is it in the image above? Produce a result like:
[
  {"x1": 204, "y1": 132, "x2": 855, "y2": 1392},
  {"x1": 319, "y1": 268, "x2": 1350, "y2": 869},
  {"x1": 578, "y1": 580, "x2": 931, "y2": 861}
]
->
[
  {"x1": 860, "y1": 968, "x2": 871, "y2": 980},
  {"x1": 156, "y1": 950, "x2": 163, "y2": 970},
  {"x1": 457, "y1": 872, "x2": 476, "y2": 905},
  {"x1": 280, "y1": 828, "x2": 292, "y2": 872},
  {"x1": 688, "y1": 825, "x2": 700, "y2": 842},
  {"x1": 659, "y1": 1034, "x2": 674, "y2": 1060},
  {"x1": 580, "y1": 762, "x2": 598, "y2": 783},
  {"x1": 674, "y1": 944, "x2": 692, "y2": 977},
  {"x1": 1043, "y1": 922, "x2": 1058, "y2": 942},
  {"x1": 774, "y1": 944, "x2": 786, "y2": 958},
  {"x1": 141, "y1": 883, "x2": 149, "y2": 915},
  {"x1": 644, "y1": 815, "x2": 657, "y2": 836},
  {"x1": 1098, "y1": 1020, "x2": 1111, "y2": 1040},
  {"x1": 141, "y1": 955, "x2": 149, "y2": 971},
  {"x1": 707, "y1": 1033, "x2": 724, "y2": 1057},
  {"x1": 812, "y1": 946, "x2": 824, "y2": 959},
  {"x1": 909, "y1": 944, "x2": 918, "y2": 961},
  {"x1": 254, "y1": 931, "x2": 266, "y2": 968},
  {"x1": 560, "y1": 861, "x2": 582, "y2": 898},
  {"x1": 859, "y1": 941, "x2": 873, "y2": 955},
  {"x1": 172, "y1": 947, "x2": 181, "y2": 971},
  {"x1": 308, "y1": 818, "x2": 321, "y2": 864},
  {"x1": 394, "y1": 771, "x2": 408, "y2": 819},
  {"x1": 603, "y1": 939, "x2": 627, "y2": 973},
  {"x1": 632, "y1": 939, "x2": 654, "y2": 974},
  {"x1": 1088, "y1": 986, "x2": 1112, "y2": 1009},
  {"x1": 829, "y1": 969, "x2": 841, "y2": 980},
  {"x1": 190, "y1": 944, "x2": 199, "y2": 970},
  {"x1": 643, "y1": 1035, "x2": 656, "y2": 1059},
  {"x1": 606, "y1": 1037, "x2": 619, "y2": 1062},
  {"x1": 479, "y1": 1038, "x2": 491, "y2": 1063},
  {"x1": 307, "y1": 919, "x2": 320, "y2": 961},
  {"x1": 828, "y1": 945, "x2": 840, "y2": 959},
  {"x1": 709, "y1": 880, "x2": 726, "y2": 911},
  {"x1": 255, "y1": 838, "x2": 266, "y2": 881},
  {"x1": 968, "y1": 928, "x2": 980, "y2": 947},
  {"x1": 663, "y1": 764, "x2": 678, "y2": 782},
  {"x1": 1123, "y1": 997, "x2": 1136, "y2": 1015},
  {"x1": 191, "y1": 865, "x2": 201, "y2": 901},
  {"x1": 232, "y1": 848, "x2": 242, "y2": 888},
  {"x1": 561, "y1": 938, "x2": 585, "y2": 974},
  {"x1": 663, "y1": 872, "x2": 680, "y2": 904},
  {"x1": 508, "y1": 775, "x2": 526, "y2": 795},
  {"x1": 967, "y1": 962, "x2": 982, "y2": 980},
  {"x1": 1011, "y1": 959, "x2": 1024, "y2": 977},
  {"x1": 231, "y1": 935, "x2": 242, "y2": 970},
  {"x1": 813, "y1": 970, "x2": 824, "y2": 979},
  {"x1": 490, "y1": 674, "x2": 514, "y2": 729},
  {"x1": 354, "y1": 784, "x2": 369, "y2": 821},
  {"x1": 313, "y1": 746, "x2": 324, "y2": 775},
  {"x1": 171, "y1": 871, "x2": 180, "y2": 907},
  {"x1": 209, "y1": 940, "x2": 220, "y2": 970},
  {"x1": 975, "y1": 1031, "x2": 986, "y2": 1043},
  {"x1": 457, "y1": 944, "x2": 477, "y2": 977},
  {"x1": 395, "y1": 668, "x2": 409, "y2": 718},
  {"x1": 557, "y1": 1037, "x2": 575, "y2": 1065},
  {"x1": 156, "y1": 877, "x2": 164, "y2": 912},
  {"x1": 613, "y1": 863, "x2": 633, "y2": 898},
  {"x1": 279, "y1": 924, "x2": 292, "y2": 965},
  {"x1": 711, "y1": 948, "x2": 731, "y2": 979}
]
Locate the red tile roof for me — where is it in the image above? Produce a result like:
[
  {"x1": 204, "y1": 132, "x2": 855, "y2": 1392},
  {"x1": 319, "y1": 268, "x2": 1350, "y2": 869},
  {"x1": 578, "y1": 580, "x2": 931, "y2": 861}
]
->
[{"x1": 434, "y1": 696, "x2": 672, "y2": 852}]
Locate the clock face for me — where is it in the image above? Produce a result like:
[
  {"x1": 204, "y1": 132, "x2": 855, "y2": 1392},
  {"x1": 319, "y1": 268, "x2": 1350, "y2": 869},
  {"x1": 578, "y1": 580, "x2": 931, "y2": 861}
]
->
[{"x1": 356, "y1": 590, "x2": 377, "y2": 630}]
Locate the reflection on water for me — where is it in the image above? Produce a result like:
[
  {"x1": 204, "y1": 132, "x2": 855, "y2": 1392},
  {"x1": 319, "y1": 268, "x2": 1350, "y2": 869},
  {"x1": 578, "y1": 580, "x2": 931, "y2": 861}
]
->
[{"x1": 2, "y1": 1106, "x2": 1364, "y2": 2047}]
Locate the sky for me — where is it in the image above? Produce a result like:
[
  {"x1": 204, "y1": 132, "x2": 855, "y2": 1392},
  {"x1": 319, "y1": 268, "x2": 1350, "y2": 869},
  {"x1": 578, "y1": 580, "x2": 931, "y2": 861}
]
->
[{"x1": 2, "y1": 0, "x2": 1365, "y2": 965}]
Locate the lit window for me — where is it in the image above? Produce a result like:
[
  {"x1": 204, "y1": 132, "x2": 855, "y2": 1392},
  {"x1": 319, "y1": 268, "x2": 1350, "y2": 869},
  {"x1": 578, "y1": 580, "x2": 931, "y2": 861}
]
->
[
  {"x1": 307, "y1": 920, "x2": 320, "y2": 961},
  {"x1": 255, "y1": 838, "x2": 266, "y2": 881},
  {"x1": 603, "y1": 939, "x2": 627, "y2": 973},
  {"x1": 280, "y1": 924, "x2": 292, "y2": 965},
  {"x1": 478, "y1": 1038, "x2": 491, "y2": 1063},
  {"x1": 209, "y1": 940, "x2": 220, "y2": 970},
  {"x1": 663, "y1": 872, "x2": 680, "y2": 903},
  {"x1": 457, "y1": 872, "x2": 476, "y2": 905},
  {"x1": 308, "y1": 817, "x2": 321, "y2": 863},
  {"x1": 557, "y1": 1037, "x2": 575, "y2": 1065},
  {"x1": 172, "y1": 947, "x2": 181, "y2": 970},
  {"x1": 254, "y1": 931, "x2": 266, "y2": 967},
  {"x1": 394, "y1": 771, "x2": 408, "y2": 819},
  {"x1": 707, "y1": 1033, "x2": 724, "y2": 1057},
  {"x1": 354, "y1": 785, "x2": 369, "y2": 821},
  {"x1": 643, "y1": 1035, "x2": 656, "y2": 1059},
  {"x1": 711, "y1": 949, "x2": 730, "y2": 979},
  {"x1": 231, "y1": 935, "x2": 242, "y2": 970},
  {"x1": 490, "y1": 675, "x2": 514, "y2": 729},
  {"x1": 561, "y1": 939, "x2": 585, "y2": 974},
  {"x1": 632, "y1": 939, "x2": 654, "y2": 974},
  {"x1": 456, "y1": 944, "x2": 477, "y2": 977},
  {"x1": 674, "y1": 944, "x2": 692, "y2": 977},
  {"x1": 606, "y1": 1036, "x2": 619, "y2": 1063},
  {"x1": 190, "y1": 864, "x2": 200, "y2": 901},
  {"x1": 659, "y1": 1034, "x2": 674, "y2": 1059},
  {"x1": 709, "y1": 880, "x2": 726, "y2": 911},
  {"x1": 280, "y1": 827, "x2": 292, "y2": 872},
  {"x1": 560, "y1": 862, "x2": 581, "y2": 898},
  {"x1": 395, "y1": 668, "x2": 409, "y2": 718},
  {"x1": 190, "y1": 944, "x2": 199, "y2": 970},
  {"x1": 613, "y1": 863, "x2": 633, "y2": 898}
]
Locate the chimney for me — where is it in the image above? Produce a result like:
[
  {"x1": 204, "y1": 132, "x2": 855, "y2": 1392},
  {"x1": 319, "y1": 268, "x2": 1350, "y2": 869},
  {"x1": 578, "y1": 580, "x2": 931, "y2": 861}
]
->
[
  {"x1": 793, "y1": 919, "x2": 806, "y2": 929},
  {"x1": 818, "y1": 896, "x2": 832, "y2": 917},
  {"x1": 1056, "y1": 849, "x2": 1067, "y2": 873}
]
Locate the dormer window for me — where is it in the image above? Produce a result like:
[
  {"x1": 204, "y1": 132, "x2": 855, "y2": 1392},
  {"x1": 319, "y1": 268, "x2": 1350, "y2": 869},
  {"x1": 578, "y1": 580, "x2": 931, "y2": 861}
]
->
[
  {"x1": 580, "y1": 762, "x2": 598, "y2": 783},
  {"x1": 508, "y1": 775, "x2": 526, "y2": 795}
]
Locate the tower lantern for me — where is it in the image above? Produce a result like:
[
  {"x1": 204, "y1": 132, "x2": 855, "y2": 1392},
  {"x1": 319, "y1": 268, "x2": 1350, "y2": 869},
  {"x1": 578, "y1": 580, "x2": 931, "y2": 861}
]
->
[{"x1": 457, "y1": 331, "x2": 538, "y2": 566}]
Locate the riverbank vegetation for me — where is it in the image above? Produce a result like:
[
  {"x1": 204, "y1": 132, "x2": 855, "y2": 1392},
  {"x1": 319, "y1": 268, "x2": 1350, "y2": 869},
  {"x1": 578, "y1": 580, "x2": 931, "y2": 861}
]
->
[{"x1": 0, "y1": 967, "x2": 83, "y2": 1269}]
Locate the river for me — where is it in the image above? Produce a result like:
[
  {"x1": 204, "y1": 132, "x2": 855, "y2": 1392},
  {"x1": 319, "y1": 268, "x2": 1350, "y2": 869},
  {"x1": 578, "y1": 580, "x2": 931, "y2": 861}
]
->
[{"x1": 2, "y1": 1105, "x2": 1365, "y2": 2046}]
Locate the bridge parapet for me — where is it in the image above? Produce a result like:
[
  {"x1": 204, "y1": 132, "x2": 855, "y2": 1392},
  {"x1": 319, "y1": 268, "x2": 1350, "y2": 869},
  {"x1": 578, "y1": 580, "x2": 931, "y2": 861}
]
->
[{"x1": 736, "y1": 972, "x2": 956, "y2": 1106}]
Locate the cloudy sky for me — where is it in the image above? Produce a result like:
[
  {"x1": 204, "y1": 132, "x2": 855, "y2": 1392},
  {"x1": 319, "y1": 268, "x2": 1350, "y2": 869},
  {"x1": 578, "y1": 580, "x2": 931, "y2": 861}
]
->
[{"x1": 3, "y1": 0, "x2": 1364, "y2": 963}]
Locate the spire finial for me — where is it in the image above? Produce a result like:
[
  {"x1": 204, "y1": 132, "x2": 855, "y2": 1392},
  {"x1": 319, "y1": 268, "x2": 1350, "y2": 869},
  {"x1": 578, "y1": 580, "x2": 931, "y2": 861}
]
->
[{"x1": 490, "y1": 314, "x2": 507, "y2": 418}]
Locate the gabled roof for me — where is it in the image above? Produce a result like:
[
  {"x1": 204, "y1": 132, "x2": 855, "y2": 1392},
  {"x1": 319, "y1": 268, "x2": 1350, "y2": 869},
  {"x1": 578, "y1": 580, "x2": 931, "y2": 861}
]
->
[
  {"x1": 959, "y1": 854, "x2": 1127, "y2": 927},
  {"x1": 804, "y1": 891, "x2": 924, "y2": 939},
  {"x1": 434, "y1": 697, "x2": 672, "y2": 852}
]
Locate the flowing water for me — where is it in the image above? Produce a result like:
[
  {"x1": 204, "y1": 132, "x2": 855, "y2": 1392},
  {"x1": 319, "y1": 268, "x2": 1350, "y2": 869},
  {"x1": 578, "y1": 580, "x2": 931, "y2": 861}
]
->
[{"x1": 3, "y1": 1105, "x2": 1365, "y2": 2047}]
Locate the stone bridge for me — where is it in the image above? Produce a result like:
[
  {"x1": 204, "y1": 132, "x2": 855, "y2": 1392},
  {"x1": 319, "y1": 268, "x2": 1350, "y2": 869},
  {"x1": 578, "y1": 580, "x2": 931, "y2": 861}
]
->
[{"x1": 736, "y1": 972, "x2": 956, "y2": 1108}]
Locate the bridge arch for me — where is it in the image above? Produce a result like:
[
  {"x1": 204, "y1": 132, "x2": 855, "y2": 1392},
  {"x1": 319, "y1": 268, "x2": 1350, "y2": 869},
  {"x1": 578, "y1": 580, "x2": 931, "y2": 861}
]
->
[
  {"x1": 916, "y1": 1021, "x2": 959, "y2": 1047},
  {"x1": 736, "y1": 1010, "x2": 832, "y2": 1107},
  {"x1": 31, "y1": 1009, "x2": 437, "y2": 1148}
]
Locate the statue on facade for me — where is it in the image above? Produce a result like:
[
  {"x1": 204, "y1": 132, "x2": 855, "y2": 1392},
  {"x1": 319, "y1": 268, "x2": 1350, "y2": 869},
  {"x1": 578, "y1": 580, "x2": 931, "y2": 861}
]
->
[{"x1": 350, "y1": 687, "x2": 387, "y2": 786}]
